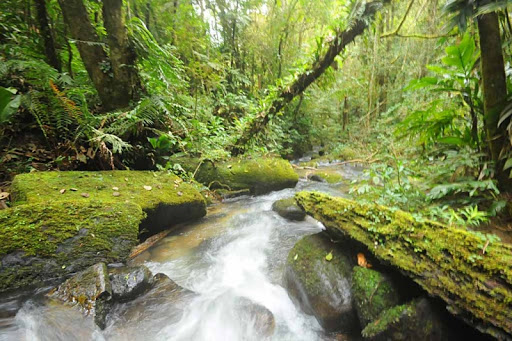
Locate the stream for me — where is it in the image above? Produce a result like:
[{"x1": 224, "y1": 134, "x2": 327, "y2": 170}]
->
[{"x1": 0, "y1": 164, "x2": 363, "y2": 341}]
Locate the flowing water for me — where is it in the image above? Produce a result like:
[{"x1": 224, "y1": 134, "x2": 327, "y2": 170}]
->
[{"x1": 0, "y1": 165, "x2": 363, "y2": 341}]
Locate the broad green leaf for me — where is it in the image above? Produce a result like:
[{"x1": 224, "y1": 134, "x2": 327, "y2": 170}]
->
[
  {"x1": 503, "y1": 158, "x2": 512, "y2": 171},
  {"x1": 438, "y1": 136, "x2": 464, "y2": 146}
]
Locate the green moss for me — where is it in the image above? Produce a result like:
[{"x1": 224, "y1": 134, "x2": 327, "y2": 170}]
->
[
  {"x1": 361, "y1": 302, "x2": 413, "y2": 337},
  {"x1": 310, "y1": 170, "x2": 344, "y2": 184},
  {"x1": 0, "y1": 201, "x2": 143, "y2": 291},
  {"x1": 295, "y1": 191, "x2": 512, "y2": 337},
  {"x1": 172, "y1": 157, "x2": 299, "y2": 195},
  {"x1": 287, "y1": 234, "x2": 352, "y2": 297},
  {"x1": 11, "y1": 170, "x2": 204, "y2": 209},
  {"x1": 352, "y1": 266, "x2": 400, "y2": 327}
]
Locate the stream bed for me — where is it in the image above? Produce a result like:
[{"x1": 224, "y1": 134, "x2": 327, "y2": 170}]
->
[{"x1": 0, "y1": 164, "x2": 363, "y2": 341}]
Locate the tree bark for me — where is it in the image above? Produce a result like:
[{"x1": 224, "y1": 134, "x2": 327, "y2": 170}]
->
[
  {"x1": 58, "y1": 0, "x2": 140, "y2": 110},
  {"x1": 232, "y1": 0, "x2": 389, "y2": 154},
  {"x1": 103, "y1": 0, "x2": 141, "y2": 106},
  {"x1": 477, "y1": 10, "x2": 511, "y2": 190},
  {"x1": 34, "y1": 0, "x2": 62, "y2": 72},
  {"x1": 296, "y1": 191, "x2": 512, "y2": 340}
]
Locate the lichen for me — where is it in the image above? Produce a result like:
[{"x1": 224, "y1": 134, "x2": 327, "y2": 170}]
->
[
  {"x1": 295, "y1": 191, "x2": 512, "y2": 337},
  {"x1": 0, "y1": 201, "x2": 143, "y2": 292},
  {"x1": 171, "y1": 157, "x2": 299, "y2": 195},
  {"x1": 352, "y1": 266, "x2": 400, "y2": 327}
]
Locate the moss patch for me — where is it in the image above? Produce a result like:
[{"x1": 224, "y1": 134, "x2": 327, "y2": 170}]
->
[
  {"x1": 10, "y1": 171, "x2": 207, "y2": 237},
  {"x1": 352, "y1": 266, "x2": 400, "y2": 327},
  {"x1": 0, "y1": 201, "x2": 143, "y2": 292},
  {"x1": 173, "y1": 157, "x2": 299, "y2": 195},
  {"x1": 361, "y1": 302, "x2": 413, "y2": 338},
  {"x1": 295, "y1": 191, "x2": 512, "y2": 338}
]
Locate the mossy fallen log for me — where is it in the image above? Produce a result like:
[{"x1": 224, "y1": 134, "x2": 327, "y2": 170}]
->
[
  {"x1": 295, "y1": 191, "x2": 512, "y2": 340},
  {"x1": 10, "y1": 171, "x2": 207, "y2": 238}
]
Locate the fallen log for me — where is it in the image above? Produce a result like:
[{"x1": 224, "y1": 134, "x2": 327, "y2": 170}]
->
[{"x1": 295, "y1": 191, "x2": 512, "y2": 340}]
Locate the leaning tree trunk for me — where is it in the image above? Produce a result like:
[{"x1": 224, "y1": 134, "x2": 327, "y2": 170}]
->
[
  {"x1": 296, "y1": 191, "x2": 512, "y2": 340},
  {"x1": 34, "y1": 0, "x2": 62, "y2": 72},
  {"x1": 231, "y1": 0, "x2": 389, "y2": 155},
  {"x1": 58, "y1": 0, "x2": 139, "y2": 110},
  {"x1": 477, "y1": 9, "x2": 511, "y2": 191}
]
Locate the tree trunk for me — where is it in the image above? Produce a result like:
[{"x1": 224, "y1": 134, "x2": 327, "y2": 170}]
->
[
  {"x1": 58, "y1": 0, "x2": 140, "y2": 110},
  {"x1": 232, "y1": 0, "x2": 388, "y2": 154},
  {"x1": 34, "y1": 0, "x2": 62, "y2": 72},
  {"x1": 103, "y1": 0, "x2": 141, "y2": 106},
  {"x1": 296, "y1": 191, "x2": 512, "y2": 340},
  {"x1": 477, "y1": 10, "x2": 510, "y2": 190},
  {"x1": 342, "y1": 96, "x2": 349, "y2": 131}
]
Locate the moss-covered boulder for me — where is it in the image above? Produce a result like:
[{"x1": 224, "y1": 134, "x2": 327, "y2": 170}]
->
[
  {"x1": 173, "y1": 157, "x2": 299, "y2": 195},
  {"x1": 296, "y1": 191, "x2": 512, "y2": 339},
  {"x1": 51, "y1": 262, "x2": 112, "y2": 329},
  {"x1": 284, "y1": 233, "x2": 359, "y2": 332},
  {"x1": 0, "y1": 201, "x2": 143, "y2": 292},
  {"x1": 361, "y1": 298, "x2": 450, "y2": 341},
  {"x1": 307, "y1": 170, "x2": 344, "y2": 184},
  {"x1": 352, "y1": 266, "x2": 401, "y2": 328},
  {"x1": 10, "y1": 171, "x2": 207, "y2": 238},
  {"x1": 272, "y1": 197, "x2": 306, "y2": 221}
]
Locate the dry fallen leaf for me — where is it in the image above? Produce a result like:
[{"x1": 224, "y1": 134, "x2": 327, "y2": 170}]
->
[
  {"x1": 59, "y1": 189, "x2": 66, "y2": 194},
  {"x1": 177, "y1": 191, "x2": 183, "y2": 196},
  {"x1": 81, "y1": 193, "x2": 90, "y2": 198},
  {"x1": 113, "y1": 192, "x2": 121, "y2": 197},
  {"x1": 357, "y1": 253, "x2": 372, "y2": 268},
  {"x1": 112, "y1": 187, "x2": 119, "y2": 191},
  {"x1": 0, "y1": 192, "x2": 9, "y2": 200},
  {"x1": 0, "y1": 201, "x2": 7, "y2": 210},
  {"x1": 144, "y1": 185, "x2": 152, "y2": 191},
  {"x1": 70, "y1": 188, "x2": 78, "y2": 192}
]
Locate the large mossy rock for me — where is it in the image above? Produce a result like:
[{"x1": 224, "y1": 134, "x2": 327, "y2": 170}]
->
[
  {"x1": 272, "y1": 197, "x2": 306, "y2": 221},
  {"x1": 361, "y1": 298, "x2": 450, "y2": 341},
  {"x1": 296, "y1": 191, "x2": 512, "y2": 339},
  {"x1": 284, "y1": 233, "x2": 359, "y2": 332},
  {"x1": 10, "y1": 171, "x2": 207, "y2": 238},
  {"x1": 51, "y1": 263, "x2": 112, "y2": 329},
  {"x1": 352, "y1": 266, "x2": 401, "y2": 328},
  {"x1": 0, "y1": 201, "x2": 143, "y2": 293},
  {"x1": 174, "y1": 157, "x2": 299, "y2": 195}
]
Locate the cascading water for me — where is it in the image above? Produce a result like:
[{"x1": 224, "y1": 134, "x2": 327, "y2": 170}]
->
[{"x1": 0, "y1": 165, "x2": 362, "y2": 341}]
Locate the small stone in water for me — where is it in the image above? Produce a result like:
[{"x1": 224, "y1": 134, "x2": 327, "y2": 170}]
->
[{"x1": 144, "y1": 185, "x2": 152, "y2": 191}]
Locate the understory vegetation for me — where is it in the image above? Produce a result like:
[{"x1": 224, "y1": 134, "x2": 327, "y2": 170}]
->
[{"x1": 1, "y1": 0, "x2": 512, "y2": 231}]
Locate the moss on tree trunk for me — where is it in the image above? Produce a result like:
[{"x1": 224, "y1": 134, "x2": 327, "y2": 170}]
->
[{"x1": 295, "y1": 191, "x2": 512, "y2": 339}]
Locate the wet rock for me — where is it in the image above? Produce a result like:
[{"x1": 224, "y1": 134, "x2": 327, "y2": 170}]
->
[
  {"x1": 361, "y1": 298, "x2": 451, "y2": 341},
  {"x1": 236, "y1": 297, "x2": 276, "y2": 337},
  {"x1": 272, "y1": 197, "x2": 306, "y2": 221},
  {"x1": 308, "y1": 174, "x2": 327, "y2": 183},
  {"x1": 284, "y1": 233, "x2": 359, "y2": 332},
  {"x1": 109, "y1": 265, "x2": 154, "y2": 301},
  {"x1": 170, "y1": 157, "x2": 299, "y2": 195},
  {"x1": 51, "y1": 263, "x2": 112, "y2": 329},
  {"x1": 0, "y1": 202, "x2": 142, "y2": 293},
  {"x1": 352, "y1": 266, "x2": 400, "y2": 328}
]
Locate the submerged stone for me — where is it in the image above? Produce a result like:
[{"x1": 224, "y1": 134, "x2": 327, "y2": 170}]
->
[
  {"x1": 272, "y1": 197, "x2": 306, "y2": 221},
  {"x1": 10, "y1": 170, "x2": 207, "y2": 238},
  {"x1": 352, "y1": 266, "x2": 400, "y2": 328},
  {"x1": 284, "y1": 233, "x2": 359, "y2": 332},
  {"x1": 172, "y1": 157, "x2": 299, "y2": 195},
  {"x1": 51, "y1": 263, "x2": 112, "y2": 329},
  {"x1": 109, "y1": 265, "x2": 154, "y2": 301},
  {"x1": 235, "y1": 297, "x2": 276, "y2": 337},
  {"x1": 0, "y1": 201, "x2": 142, "y2": 292}
]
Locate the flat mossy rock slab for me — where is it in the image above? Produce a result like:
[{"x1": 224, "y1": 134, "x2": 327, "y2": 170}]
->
[
  {"x1": 352, "y1": 266, "x2": 401, "y2": 328},
  {"x1": 361, "y1": 298, "x2": 451, "y2": 341},
  {"x1": 0, "y1": 201, "x2": 143, "y2": 293},
  {"x1": 272, "y1": 197, "x2": 306, "y2": 221},
  {"x1": 307, "y1": 170, "x2": 344, "y2": 184},
  {"x1": 51, "y1": 263, "x2": 112, "y2": 330},
  {"x1": 174, "y1": 157, "x2": 299, "y2": 195},
  {"x1": 10, "y1": 171, "x2": 207, "y2": 238},
  {"x1": 284, "y1": 233, "x2": 359, "y2": 332},
  {"x1": 296, "y1": 191, "x2": 512, "y2": 339}
]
